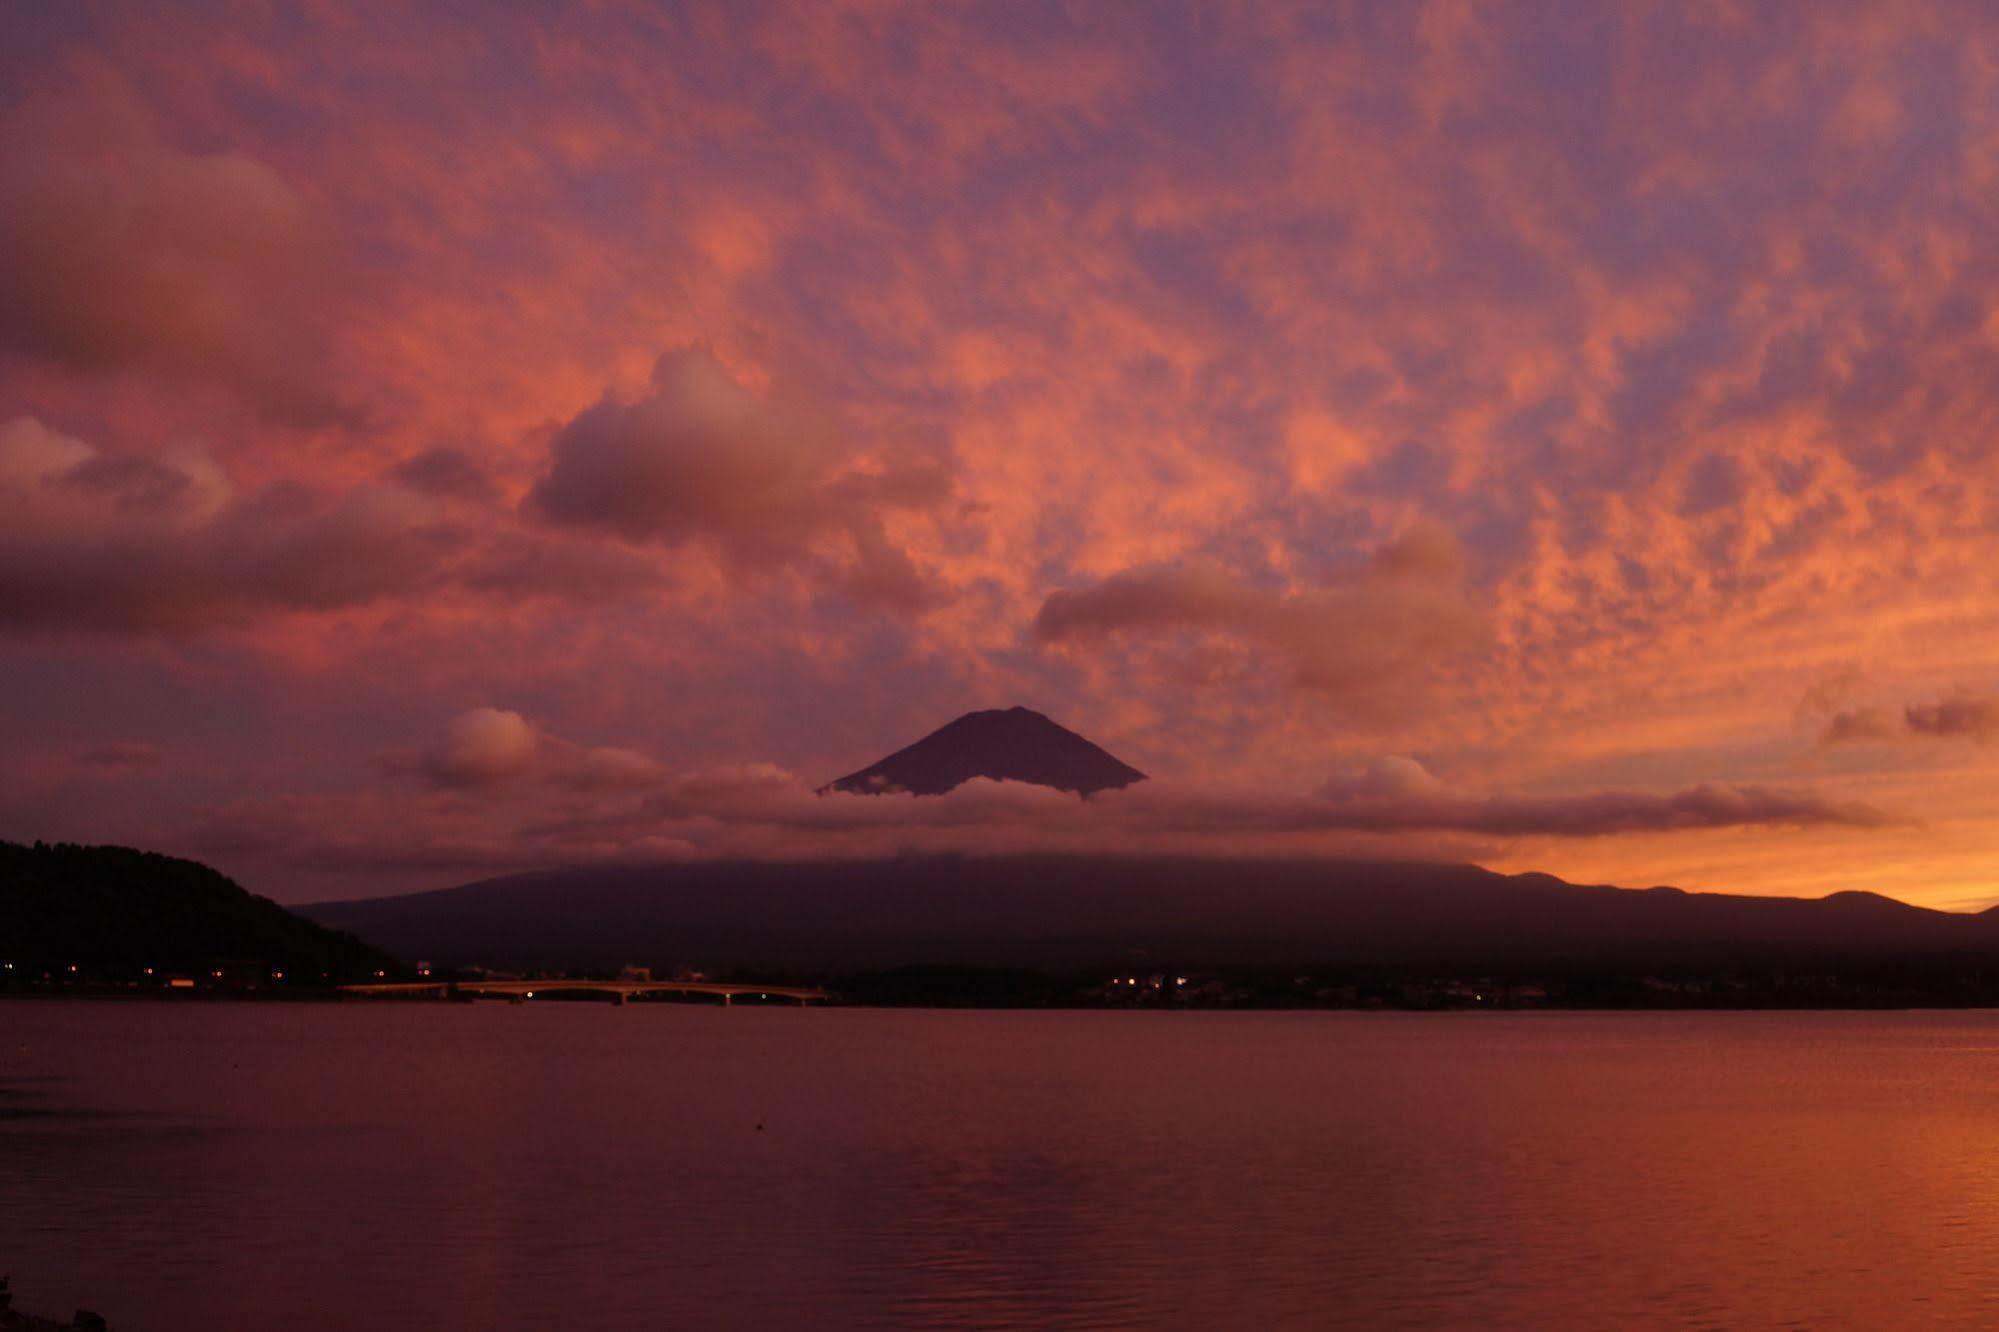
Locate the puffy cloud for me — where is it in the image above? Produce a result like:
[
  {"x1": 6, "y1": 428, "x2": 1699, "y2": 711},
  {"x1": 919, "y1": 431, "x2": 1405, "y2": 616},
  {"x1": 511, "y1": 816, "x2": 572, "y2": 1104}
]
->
[
  {"x1": 525, "y1": 349, "x2": 951, "y2": 609},
  {"x1": 1033, "y1": 526, "x2": 1484, "y2": 694},
  {"x1": 406, "y1": 707, "x2": 672, "y2": 793},
  {"x1": 419, "y1": 708, "x2": 540, "y2": 788},
  {"x1": 0, "y1": 87, "x2": 348, "y2": 422}
]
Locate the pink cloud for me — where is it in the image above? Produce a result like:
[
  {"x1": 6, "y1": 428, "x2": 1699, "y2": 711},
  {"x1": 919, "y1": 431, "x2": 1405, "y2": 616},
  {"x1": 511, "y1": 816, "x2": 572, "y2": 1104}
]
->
[
  {"x1": 418, "y1": 707, "x2": 540, "y2": 788},
  {"x1": 0, "y1": 416, "x2": 450, "y2": 633},
  {"x1": 1034, "y1": 526, "x2": 1484, "y2": 695},
  {"x1": 0, "y1": 78, "x2": 350, "y2": 423},
  {"x1": 525, "y1": 349, "x2": 951, "y2": 609}
]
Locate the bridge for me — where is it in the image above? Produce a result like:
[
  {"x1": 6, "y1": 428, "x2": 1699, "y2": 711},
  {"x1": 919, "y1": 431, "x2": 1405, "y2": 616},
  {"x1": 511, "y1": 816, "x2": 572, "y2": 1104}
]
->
[{"x1": 340, "y1": 978, "x2": 830, "y2": 1005}]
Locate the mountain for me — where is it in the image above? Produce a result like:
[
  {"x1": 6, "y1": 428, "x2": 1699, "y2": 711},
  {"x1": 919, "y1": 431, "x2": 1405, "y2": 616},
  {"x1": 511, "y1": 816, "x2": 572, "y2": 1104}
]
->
[
  {"x1": 822, "y1": 706, "x2": 1146, "y2": 796},
  {"x1": 0, "y1": 840, "x2": 395, "y2": 980},
  {"x1": 301, "y1": 854, "x2": 1999, "y2": 977}
]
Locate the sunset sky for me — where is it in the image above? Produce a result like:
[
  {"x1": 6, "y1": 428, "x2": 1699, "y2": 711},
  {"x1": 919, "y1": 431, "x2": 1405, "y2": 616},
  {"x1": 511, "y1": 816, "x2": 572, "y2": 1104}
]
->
[{"x1": 5, "y1": 1, "x2": 1999, "y2": 907}]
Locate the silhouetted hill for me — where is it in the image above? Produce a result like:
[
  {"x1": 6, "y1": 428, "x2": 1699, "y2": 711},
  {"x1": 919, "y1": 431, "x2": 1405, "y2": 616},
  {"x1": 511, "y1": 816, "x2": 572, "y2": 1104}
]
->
[
  {"x1": 0, "y1": 841, "x2": 394, "y2": 979},
  {"x1": 822, "y1": 707, "x2": 1146, "y2": 796},
  {"x1": 301, "y1": 854, "x2": 1999, "y2": 976}
]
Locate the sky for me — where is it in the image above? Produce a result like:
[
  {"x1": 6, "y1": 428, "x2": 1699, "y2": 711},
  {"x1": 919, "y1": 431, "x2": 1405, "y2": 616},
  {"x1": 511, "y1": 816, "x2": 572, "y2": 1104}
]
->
[{"x1": 4, "y1": 1, "x2": 1999, "y2": 908}]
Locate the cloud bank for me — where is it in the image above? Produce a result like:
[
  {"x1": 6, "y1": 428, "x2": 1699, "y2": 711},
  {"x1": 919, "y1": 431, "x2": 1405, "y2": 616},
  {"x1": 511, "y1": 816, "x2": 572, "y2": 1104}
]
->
[{"x1": 208, "y1": 727, "x2": 1890, "y2": 883}]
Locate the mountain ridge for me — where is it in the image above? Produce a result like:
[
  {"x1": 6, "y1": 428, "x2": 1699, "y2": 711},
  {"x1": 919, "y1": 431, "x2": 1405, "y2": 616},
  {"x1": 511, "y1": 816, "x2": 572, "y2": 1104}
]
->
[{"x1": 300, "y1": 852, "x2": 1999, "y2": 976}]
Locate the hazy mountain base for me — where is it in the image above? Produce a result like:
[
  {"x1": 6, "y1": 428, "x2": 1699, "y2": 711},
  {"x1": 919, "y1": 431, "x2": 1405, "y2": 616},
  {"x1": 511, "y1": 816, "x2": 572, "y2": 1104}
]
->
[{"x1": 304, "y1": 854, "x2": 1999, "y2": 982}]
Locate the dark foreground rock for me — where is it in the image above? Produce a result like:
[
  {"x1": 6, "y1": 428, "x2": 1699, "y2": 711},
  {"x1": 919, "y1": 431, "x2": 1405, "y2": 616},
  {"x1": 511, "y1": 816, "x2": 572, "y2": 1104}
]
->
[{"x1": 0, "y1": 1278, "x2": 108, "y2": 1331}]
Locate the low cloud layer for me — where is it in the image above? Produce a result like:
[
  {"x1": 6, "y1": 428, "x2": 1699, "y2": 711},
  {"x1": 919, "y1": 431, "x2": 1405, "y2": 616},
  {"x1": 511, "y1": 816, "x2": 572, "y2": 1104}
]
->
[
  {"x1": 526, "y1": 349, "x2": 950, "y2": 609},
  {"x1": 218, "y1": 740, "x2": 1890, "y2": 885},
  {"x1": 1304, "y1": 758, "x2": 1888, "y2": 838},
  {"x1": 1033, "y1": 526, "x2": 1484, "y2": 694}
]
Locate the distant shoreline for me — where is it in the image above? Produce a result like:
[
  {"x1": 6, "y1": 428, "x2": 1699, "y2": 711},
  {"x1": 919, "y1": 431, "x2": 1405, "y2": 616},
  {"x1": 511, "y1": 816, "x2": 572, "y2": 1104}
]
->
[{"x1": 12, "y1": 988, "x2": 1999, "y2": 1013}]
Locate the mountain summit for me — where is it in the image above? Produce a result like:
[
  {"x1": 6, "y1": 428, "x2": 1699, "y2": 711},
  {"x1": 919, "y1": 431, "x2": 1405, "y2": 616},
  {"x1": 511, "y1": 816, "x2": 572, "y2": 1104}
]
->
[{"x1": 822, "y1": 707, "x2": 1147, "y2": 797}]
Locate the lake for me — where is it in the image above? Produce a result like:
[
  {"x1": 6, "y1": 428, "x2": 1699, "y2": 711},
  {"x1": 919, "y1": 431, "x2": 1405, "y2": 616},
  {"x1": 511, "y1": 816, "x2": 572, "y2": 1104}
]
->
[{"x1": 4, "y1": 1003, "x2": 1998, "y2": 1329}]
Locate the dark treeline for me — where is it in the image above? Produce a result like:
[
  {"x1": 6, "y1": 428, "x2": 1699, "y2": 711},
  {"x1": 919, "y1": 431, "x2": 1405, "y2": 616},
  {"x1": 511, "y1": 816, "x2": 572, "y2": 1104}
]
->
[{"x1": 0, "y1": 841, "x2": 394, "y2": 986}]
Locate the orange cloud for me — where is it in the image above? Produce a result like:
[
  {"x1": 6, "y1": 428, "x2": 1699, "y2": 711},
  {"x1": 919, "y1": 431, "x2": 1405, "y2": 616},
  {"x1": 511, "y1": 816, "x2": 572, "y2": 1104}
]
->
[{"x1": 1034, "y1": 526, "x2": 1483, "y2": 696}]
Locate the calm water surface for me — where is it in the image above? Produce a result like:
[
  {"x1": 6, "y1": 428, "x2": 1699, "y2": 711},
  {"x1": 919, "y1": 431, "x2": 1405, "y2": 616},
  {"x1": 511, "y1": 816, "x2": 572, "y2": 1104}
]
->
[{"x1": 4, "y1": 1003, "x2": 1999, "y2": 1329}]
